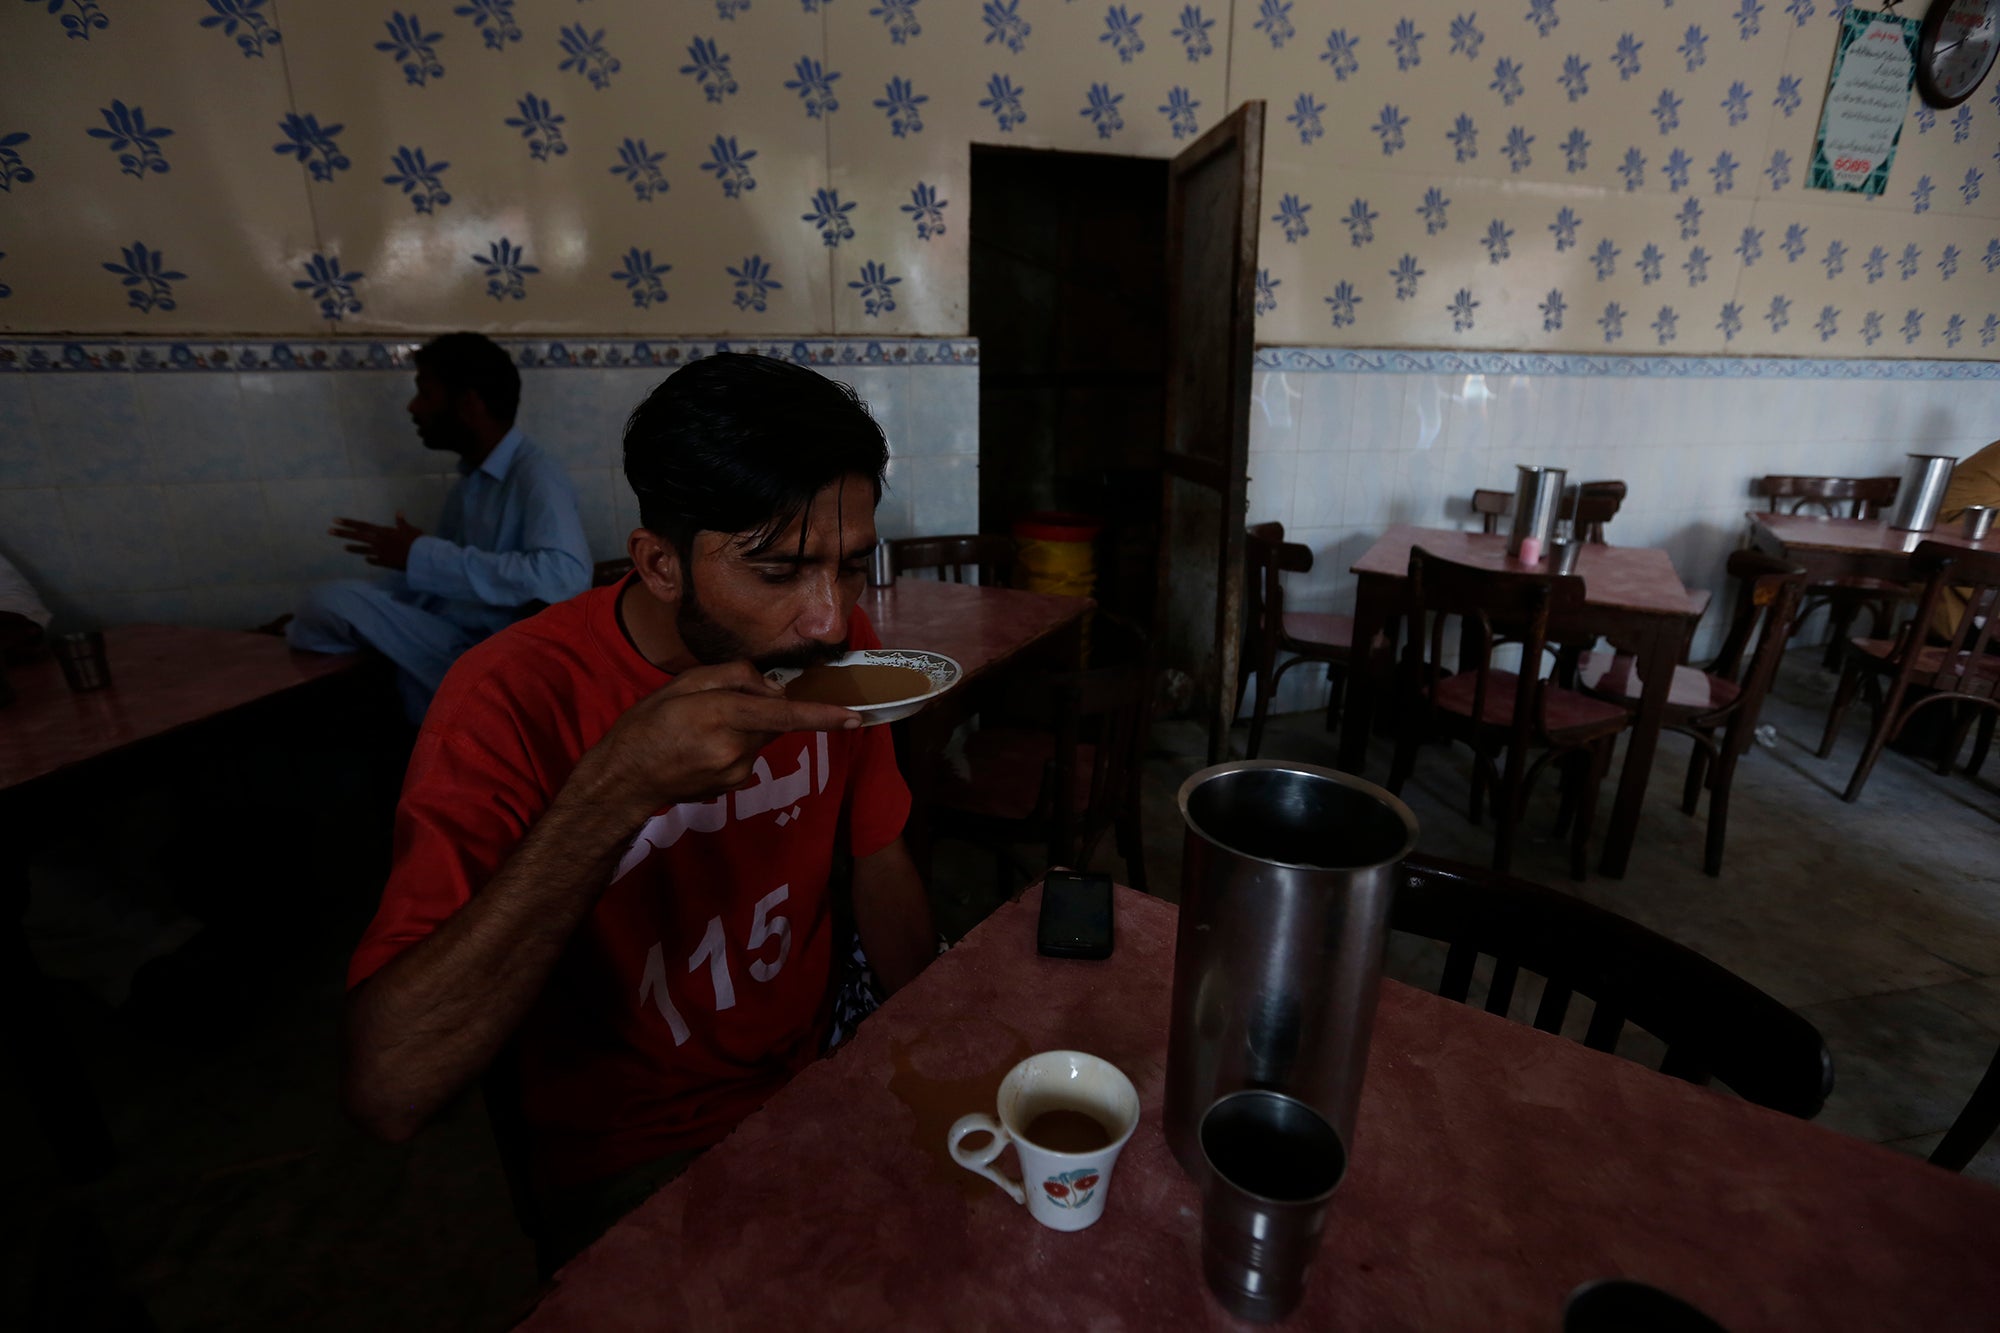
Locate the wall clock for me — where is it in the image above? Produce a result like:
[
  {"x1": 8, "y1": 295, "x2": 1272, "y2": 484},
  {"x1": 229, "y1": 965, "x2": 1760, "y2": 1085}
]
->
[{"x1": 1916, "y1": 0, "x2": 2000, "y2": 107}]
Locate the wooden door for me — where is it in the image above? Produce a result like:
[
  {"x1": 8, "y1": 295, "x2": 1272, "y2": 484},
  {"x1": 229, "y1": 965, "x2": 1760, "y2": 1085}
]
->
[{"x1": 1156, "y1": 100, "x2": 1264, "y2": 765}]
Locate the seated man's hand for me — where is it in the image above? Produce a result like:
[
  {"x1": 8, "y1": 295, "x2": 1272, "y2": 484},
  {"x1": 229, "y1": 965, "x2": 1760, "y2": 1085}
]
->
[
  {"x1": 578, "y1": 661, "x2": 862, "y2": 814},
  {"x1": 331, "y1": 512, "x2": 423, "y2": 571}
]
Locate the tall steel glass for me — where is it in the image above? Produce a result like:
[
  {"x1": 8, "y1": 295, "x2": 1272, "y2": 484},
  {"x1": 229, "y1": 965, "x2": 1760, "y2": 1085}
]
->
[
  {"x1": 1509, "y1": 464, "x2": 1568, "y2": 558},
  {"x1": 1163, "y1": 761, "x2": 1419, "y2": 1178}
]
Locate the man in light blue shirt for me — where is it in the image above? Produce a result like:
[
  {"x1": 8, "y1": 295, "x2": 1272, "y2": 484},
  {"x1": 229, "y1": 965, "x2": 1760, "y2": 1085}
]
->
[{"x1": 289, "y1": 332, "x2": 591, "y2": 720}]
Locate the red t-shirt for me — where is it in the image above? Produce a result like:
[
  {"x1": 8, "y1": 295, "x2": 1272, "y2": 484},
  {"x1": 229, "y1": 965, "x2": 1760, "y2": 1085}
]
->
[{"x1": 347, "y1": 581, "x2": 910, "y2": 1194}]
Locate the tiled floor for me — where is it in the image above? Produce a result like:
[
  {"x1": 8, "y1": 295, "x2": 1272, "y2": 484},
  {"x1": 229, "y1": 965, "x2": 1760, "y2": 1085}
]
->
[{"x1": 6, "y1": 648, "x2": 1998, "y2": 1330}]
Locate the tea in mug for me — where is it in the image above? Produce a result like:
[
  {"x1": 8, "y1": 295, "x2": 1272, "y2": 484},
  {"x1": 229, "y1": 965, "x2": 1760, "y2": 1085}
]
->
[{"x1": 1024, "y1": 1108, "x2": 1115, "y2": 1154}]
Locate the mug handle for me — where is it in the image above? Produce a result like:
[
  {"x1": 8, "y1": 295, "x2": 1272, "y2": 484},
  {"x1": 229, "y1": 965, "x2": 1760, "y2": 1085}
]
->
[{"x1": 948, "y1": 1113, "x2": 1025, "y2": 1205}]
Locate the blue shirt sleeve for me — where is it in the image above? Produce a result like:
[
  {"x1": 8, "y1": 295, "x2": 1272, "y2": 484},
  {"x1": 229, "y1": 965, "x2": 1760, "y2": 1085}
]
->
[{"x1": 404, "y1": 452, "x2": 592, "y2": 608}]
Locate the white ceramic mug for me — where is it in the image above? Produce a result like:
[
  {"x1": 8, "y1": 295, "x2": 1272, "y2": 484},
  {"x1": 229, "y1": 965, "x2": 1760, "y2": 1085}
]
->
[{"x1": 947, "y1": 1050, "x2": 1141, "y2": 1232}]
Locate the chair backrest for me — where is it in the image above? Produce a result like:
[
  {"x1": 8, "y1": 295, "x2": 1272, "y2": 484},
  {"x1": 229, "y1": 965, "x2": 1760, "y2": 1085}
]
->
[
  {"x1": 1891, "y1": 542, "x2": 2000, "y2": 696},
  {"x1": 1244, "y1": 521, "x2": 1313, "y2": 647},
  {"x1": 1471, "y1": 489, "x2": 1513, "y2": 534},
  {"x1": 1392, "y1": 854, "x2": 1834, "y2": 1118},
  {"x1": 890, "y1": 534, "x2": 1016, "y2": 586},
  {"x1": 1404, "y1": 545, "x2": 1586, "y2": 753},
  {"x1": 592, "y1": 557, "x2": 634, "y2": 587},
  {"x1": 1755, "y1": 475, "x2": 1901, "y2": 520},
  {"x1": 1567, "y1": 480, "x2": 1627, "y2": 544},
  {"x1": 1000, "y1": 613, "x2": 1153, "y2": 863},
  {"x1": 1704, "y1": 550, "x2": 1809, "y2": 756}
]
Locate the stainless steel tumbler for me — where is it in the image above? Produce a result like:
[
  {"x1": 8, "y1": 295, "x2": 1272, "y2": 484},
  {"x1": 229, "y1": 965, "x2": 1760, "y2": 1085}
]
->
[
  {"x1": 867, "y1": 538, "x2": 895, "y2": 587},
  {"x1": 1163, "y1": 761, "x2": 1419, "y2": 1178},
  {"x1": 1199, "y1": 1090, "x2": 1347, "y2": 1324},
  {"x1": 1890, "y1": 454, "x2": 1957, "y2": 532},
  {"x1": 1509, "y1": 465, "x2": 1568, "y2": 558},
  {"x1": 52, "y1": 629, "x2": 112, "y2": 693},
  {"x1": 1964, "y1": 505, "x2": 1996, "y2": 542}
]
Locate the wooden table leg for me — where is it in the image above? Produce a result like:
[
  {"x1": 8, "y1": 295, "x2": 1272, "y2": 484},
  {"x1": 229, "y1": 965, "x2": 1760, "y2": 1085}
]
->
[
  {"x1": 1597, "y1": 618, "x2": 1677, "y2": 879},
  {"x1": 1, "y1": 854, "x2": 116, "y2": 1181},
  {"x1": 1337, "y1": 574, "x2": 1397, "y2": 776}
]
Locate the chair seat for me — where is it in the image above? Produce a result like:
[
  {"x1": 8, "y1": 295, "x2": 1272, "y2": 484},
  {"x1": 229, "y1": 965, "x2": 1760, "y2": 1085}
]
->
[
  {"x1": 1431, "y1": 670, "x2": 1630, "y2": 738},
  {"x1": 1280, "y1": 611, "x2": 1354, "y2": 652},
  {"x1": 1850, "y1": 638, "x2": 2000, "y2": 682},
  {"x1": 931, "y1": 728, "x2": 1095, "y2": 823},
  {"x1": 1574, "y1": 651, "x2": 1742, "y2": 717}
]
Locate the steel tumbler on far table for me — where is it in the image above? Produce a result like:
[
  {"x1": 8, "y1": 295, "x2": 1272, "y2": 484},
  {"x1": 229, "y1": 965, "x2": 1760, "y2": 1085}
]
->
[
  {"x1": 1163, "y1": 761, "x2": 1419, "y2": 1179},
  {"x1": 1509, "y1": 464, "x2": 1568, "y2": 559},
  {"x1": 52, "y1": 630, "x2": 112, "y2": 693},
  {"x1": 1964, "y1": 506, "x2": 1996, "y2": 542},
  {"x1": 1890, "y1": 454, "x2": 1957, "y2": 532}
]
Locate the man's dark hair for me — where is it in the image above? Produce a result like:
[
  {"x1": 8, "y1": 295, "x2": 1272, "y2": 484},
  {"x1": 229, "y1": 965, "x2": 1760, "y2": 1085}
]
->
[
  {"x1": 412, "y1": 332, "x2": 522, "y2": 425},
  {"x1": 623, "y1": 353, "x2": 889, "y2": 557}
]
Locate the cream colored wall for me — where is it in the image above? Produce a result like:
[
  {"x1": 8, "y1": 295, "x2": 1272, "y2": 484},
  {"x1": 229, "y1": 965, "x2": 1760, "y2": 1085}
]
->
[
  {"x1": 1249, "y1": 1, "x2": 2000, "y2": 358},
  {"x1": 1, "y1": 1, "x2": 1994, "y2": 357}
]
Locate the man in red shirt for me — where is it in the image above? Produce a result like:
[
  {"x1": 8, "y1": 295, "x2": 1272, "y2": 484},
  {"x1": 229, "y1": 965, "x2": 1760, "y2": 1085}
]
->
[{"x1": 341, "y1": 354, "x2": 936, "y2": 1272}]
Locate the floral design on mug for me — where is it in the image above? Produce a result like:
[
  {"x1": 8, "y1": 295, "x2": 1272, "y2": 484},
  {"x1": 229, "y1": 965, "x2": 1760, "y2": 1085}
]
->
[{"x1": 1041, "y1": 1167, "x2": 1102, "y2": 1209}]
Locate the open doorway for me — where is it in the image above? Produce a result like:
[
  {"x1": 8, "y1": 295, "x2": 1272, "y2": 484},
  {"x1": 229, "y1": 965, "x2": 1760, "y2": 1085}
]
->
[{"x1": 969, "y1": 145, "x2": 1170, "y2": 632}]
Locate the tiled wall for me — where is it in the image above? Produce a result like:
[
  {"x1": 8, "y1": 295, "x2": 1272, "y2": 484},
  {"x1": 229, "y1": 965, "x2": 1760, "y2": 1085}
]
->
[
  {"x1": 0, "y1": 340, "x2": 978, "y2": 630},
  {"x1": 1250, "y1": 1, "x2": 2000, "y2": 357},
  {"x1": 5, "y1": 1, "x2": 1995, "y2": 356},
  {"x1": 1243, "y1": 350, "x2": 2000, "y2": 713}
]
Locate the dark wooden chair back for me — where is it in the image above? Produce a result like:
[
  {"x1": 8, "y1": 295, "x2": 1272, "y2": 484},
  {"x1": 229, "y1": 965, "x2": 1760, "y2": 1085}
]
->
[
  {"x1": 890, "y1": 534, "x2": 1016, "y2": 586},
  {"x1": 1471, "y1": 488, "x2": 1513, "y2": 534},
  {"x1": 1403, "y1": 546, "x2": 1586, "y2": 763},
  {"x1": 1568, "y1": 480, "x2": 1627, "y2": 544},
  {"x1": 1704, "y1": 550, "x2": 1809, "y2": 758},
  {"x1": 1895, "y1": 542, "x2": 2000, "y2": 695},
  {"x1": 1393, "y1": 854, "x2": 1834, "y2": 1118},
  {"x1": 960, "y1": 614, "x2": 1150, "y2": 885},
  {"x1": 592, "y1": 557, "x2": 634, "y2": 587},
  {"x1": 1756, "y1": 474, "x2": 1901, "y2": 520},
  {"x1": 1244, "y1": 520, "x2": 1312, "y2": 647}
]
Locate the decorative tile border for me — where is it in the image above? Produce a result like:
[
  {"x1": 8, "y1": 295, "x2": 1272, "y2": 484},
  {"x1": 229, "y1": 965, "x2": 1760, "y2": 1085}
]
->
[
  {"x1": 0, "y1": 336, "x2": 981, "y2": 373},
  {"x1": 1255, "y1": 346, "x2": 2000, "y2": 380}
]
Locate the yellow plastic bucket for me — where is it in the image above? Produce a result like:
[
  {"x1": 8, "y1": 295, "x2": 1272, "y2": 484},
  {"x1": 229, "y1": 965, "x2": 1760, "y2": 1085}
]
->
[{"x1": 1013, "y1": 512, "x2": 1101, "y2": 598}]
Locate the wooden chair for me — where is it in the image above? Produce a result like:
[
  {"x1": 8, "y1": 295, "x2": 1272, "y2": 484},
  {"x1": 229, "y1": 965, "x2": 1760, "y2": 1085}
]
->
[
  {"x1": 927, "y1": 614, "x2": 1151, "y2": 891},
  {"x1": 1386, "y1": 547, "x2": 1631, "y2": 878},
  {"x1": 1575, "y1": 551, "x2": 1809, "y2": 876},
  {"x1": 1568, "y1": 479, "x2": 1627, "y2": 544},
  {"x1": 1818, "y1": 541, "x2": 2000, "y2": 801},
  {"x1": 592, "y1": 557, "x2": 634, "y2": 587},
  {"x1": 1757, "y1": 475, "x2": 1904, "y2": 667},
  {"x1": 1236, "y1": 522, "x2": 1353, "y2": 759},
  {"x1": 890, "y1": 534, "x2": 1016, "y2": 586},
  {"x1": 1471, "y1": 488, "x2": 1513, "y2": 533},
  {"x1": 1931, "y1": 1042, "x2": 2000, "y2": 1171},
  {"x1": 1392, "y1": 854, "x2": 1834, "y2": 1119}
]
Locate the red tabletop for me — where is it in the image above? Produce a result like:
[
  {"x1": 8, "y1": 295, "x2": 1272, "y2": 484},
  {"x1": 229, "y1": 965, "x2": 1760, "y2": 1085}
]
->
[
  {"x1": 0, "y1": 625, "x2": 358, "y2": 794},
  {"x1": 519, "y1": 885, "x2": 2000, "y2": 1332},
  {"x1": 860, "y1": 579, "x2": 1092, "y2": 685},
  {"x1": 1352, "y1": 525, "x2": 1698, "y2": 617},
  {"x1": 1751, "y1": 511, "x2": 1990, "y2": 557}
]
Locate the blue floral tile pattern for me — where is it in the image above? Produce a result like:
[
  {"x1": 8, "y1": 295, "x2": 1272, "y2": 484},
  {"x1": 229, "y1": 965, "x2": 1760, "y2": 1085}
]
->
[{"x1": 0, "y1": 0, "x2": 1991, "y2": 359}]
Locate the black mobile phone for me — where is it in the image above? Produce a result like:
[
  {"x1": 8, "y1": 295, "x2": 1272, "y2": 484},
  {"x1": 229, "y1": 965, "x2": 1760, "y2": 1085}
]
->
[{"x1": 1038, "y1": 870, "x2": 1114, "y2": 960}]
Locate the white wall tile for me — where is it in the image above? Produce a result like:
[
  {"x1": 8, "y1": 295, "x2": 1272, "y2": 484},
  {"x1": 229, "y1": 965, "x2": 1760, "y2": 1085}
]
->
[
  {"x1": 60, "y1": 484, "x2": 183, "y2": 591},
  {"x1": 0, "y1": 377, "x2": 51, "y2": 489},
  {"x1": 163, "y1": 482, "x2": 274, "y2": 586},
  {"x1": 33, "y1": 375, "x2": 144, "y2": 487},
  {"x1": 139, "y1": 374, "x2": 252, "y2": 484},
  {"x1": 240, "y1": 374, "x2": 349, "y2": 481}
]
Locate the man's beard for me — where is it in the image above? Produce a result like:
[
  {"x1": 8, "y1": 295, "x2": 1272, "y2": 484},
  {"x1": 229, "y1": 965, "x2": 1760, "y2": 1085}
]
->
[
  {"x1": 414, "y1": 411, "x2": 476, "y2": 455},
  {"x1": 677, "y1": 572, "x2": 848, "y2": 672}
]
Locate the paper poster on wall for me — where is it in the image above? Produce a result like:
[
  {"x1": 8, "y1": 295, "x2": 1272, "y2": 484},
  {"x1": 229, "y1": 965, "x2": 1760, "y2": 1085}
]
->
[{"x1": 1809, "y1": 6, "x2": 1921, "y2": 196}]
